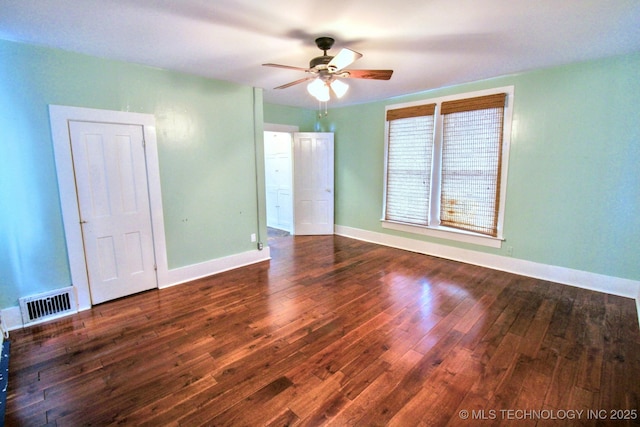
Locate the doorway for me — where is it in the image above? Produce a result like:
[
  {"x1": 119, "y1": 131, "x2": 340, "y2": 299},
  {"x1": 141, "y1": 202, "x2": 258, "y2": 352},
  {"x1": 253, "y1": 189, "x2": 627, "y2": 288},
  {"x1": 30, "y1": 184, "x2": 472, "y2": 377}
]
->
[
  {"x1": 264, "y1": 131, "x2": 293, "y2": 235},
  {"x1": 68, "y1": 120, "x2": 158, "y2": 304},
  {"x1": 50, "y1": 105, "x2": 168, "y2": 310},
  {"x1": 263, "y1": 127, "x2": 335, "y2": 237}
]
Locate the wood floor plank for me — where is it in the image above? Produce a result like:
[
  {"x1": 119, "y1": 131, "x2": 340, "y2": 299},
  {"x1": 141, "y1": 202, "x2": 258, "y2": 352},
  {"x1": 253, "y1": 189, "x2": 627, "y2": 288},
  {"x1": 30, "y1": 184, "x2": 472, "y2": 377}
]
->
[
  {"x1": 327, "y1": 350, "x2": 424, "y2": 426},
  {"x1": 207, "y1": 376, "x2": 294, "y2": 426},
  {"x1": 5, "y1": 235, "x2": 640, "y2": 426},
  {"x1": 354, "y1": 330, "x2": 465, "y2": 425},
  {"x1": 389, "y1": 347, "x2": 479, "y2": 427},
  {"x1": 340, "y1": 358, "x2": 391, "y2": 400},
  {"x1": 517, "y1": 298, "x2": 555, "y2": 356},
  {"x1": 113, "y1": 371, "x2": 218, "y2": 426},
  {"x1": 289, "y1": 371, "x2": 346, "y2": 423}
]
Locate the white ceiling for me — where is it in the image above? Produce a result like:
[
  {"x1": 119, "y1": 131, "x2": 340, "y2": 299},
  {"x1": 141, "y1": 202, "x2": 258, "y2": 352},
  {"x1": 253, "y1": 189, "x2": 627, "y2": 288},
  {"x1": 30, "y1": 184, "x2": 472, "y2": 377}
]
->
[{"x1": 1, "y1": 0, "x2": 639, "y2": 109}]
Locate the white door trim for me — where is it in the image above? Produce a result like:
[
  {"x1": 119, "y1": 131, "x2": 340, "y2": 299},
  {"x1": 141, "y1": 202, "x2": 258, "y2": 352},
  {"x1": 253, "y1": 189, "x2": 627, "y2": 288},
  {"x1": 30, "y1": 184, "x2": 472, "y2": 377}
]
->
[
  {"x1": 50, "y1": 105, "x2": 168, "y2": 310},
  {"x1": 264, "y1": 123, "x2": 299, "y2": 133}
]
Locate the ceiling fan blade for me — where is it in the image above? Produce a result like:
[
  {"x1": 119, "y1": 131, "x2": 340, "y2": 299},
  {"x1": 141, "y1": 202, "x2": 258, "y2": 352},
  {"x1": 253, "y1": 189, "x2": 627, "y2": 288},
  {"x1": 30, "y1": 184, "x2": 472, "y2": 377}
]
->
[
  {"x1": 344, "y1": 69, "x2": 393, "y2": 80},
  {"x1": 327, "y1": 48, "x2": 363, "y2": 71},
  {"x1": 273, "y1": 76, "x2": 314, "y2": 89},
  {"x1": 262, "y1": 63, "x2": 309, "y2": 72}
]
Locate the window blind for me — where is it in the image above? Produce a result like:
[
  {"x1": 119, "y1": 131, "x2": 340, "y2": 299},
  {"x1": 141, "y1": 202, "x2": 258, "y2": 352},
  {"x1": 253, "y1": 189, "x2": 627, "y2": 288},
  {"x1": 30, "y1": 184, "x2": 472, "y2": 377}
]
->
[
  {"x1": 386, "y1": 104, "x2": 436, "y2": 121},
  {"x1": 385, "y1": 104, "x2": 436, "y2": 225},
  {"x1": 439, "y1": 94, "x2": 506, "y2": 236}
]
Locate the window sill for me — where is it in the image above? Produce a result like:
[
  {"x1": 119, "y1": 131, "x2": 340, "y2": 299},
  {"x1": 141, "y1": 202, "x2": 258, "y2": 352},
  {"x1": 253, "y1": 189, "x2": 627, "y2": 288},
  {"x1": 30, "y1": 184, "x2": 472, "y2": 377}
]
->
[{"x1": 381, "y1": 220, "x2": 503, "y2": 248}]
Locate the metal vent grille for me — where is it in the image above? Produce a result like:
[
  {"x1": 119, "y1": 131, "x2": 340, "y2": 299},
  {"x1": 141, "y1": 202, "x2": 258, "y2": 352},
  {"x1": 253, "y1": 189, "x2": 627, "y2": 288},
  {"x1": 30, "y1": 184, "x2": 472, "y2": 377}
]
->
[{"x1": 19, "y1": 287, "x2": 77, "y2": 325}]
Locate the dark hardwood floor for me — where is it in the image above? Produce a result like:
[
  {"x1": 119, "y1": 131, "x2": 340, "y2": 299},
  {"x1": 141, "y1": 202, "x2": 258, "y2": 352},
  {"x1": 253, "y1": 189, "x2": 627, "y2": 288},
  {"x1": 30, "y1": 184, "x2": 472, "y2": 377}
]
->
[{"x1": 5, "y1": 235, "x2": 640, "y2": 426}]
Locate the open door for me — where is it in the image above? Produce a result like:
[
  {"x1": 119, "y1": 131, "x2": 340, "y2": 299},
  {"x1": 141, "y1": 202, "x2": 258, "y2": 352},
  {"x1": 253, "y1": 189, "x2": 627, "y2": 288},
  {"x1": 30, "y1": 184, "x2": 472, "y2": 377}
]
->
[{"x1": 293, "y1": 132, "x2": 334, "y2": 235}]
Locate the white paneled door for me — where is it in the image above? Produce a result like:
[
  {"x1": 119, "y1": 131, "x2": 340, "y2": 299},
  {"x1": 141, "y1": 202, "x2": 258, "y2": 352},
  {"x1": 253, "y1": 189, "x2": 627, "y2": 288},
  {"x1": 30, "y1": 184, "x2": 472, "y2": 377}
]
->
[
  {"x1": 69, "y1": 121, "x2": 157, "y2": 304},
  {"x1": 293, "y1": 132, "x2": 334, "y2": 235},
  {"x1": 264, "y1": 131, "x2": 293, "y2": 233}
]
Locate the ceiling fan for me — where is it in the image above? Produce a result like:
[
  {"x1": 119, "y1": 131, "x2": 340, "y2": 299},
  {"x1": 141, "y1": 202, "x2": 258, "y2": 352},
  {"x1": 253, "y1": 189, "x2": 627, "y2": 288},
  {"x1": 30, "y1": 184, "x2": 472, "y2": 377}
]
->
[{"x1": 263, "y1": 37, "x2": 393, "y2": 102}]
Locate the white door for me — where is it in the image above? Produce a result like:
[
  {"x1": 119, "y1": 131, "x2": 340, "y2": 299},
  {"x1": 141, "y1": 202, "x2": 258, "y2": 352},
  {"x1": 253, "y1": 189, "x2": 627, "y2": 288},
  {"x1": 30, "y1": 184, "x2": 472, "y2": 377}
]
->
[
  {"x1": 69, "y1": 121, "x2": 157, "y2": 304},
  {"x1": 264, "y1": 131, "x2": 293, "y2": 232},
  {"x1": 293, "y1": 132, "x2": 334, "y2": 235}
]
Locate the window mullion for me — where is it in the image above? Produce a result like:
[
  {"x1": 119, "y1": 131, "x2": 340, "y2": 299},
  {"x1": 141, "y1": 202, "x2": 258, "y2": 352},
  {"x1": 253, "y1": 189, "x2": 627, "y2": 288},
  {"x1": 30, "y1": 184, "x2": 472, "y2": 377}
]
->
[{"x1": 430, "y1": 106, "x2": 443, "y2": 226}]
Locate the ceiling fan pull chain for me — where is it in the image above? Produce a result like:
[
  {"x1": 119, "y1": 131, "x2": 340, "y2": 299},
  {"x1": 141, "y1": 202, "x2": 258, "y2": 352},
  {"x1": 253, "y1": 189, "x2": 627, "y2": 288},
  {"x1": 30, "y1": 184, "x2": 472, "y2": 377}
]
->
[{"x1": 317, "y1": 100, "x2": 328, "y2": 118}]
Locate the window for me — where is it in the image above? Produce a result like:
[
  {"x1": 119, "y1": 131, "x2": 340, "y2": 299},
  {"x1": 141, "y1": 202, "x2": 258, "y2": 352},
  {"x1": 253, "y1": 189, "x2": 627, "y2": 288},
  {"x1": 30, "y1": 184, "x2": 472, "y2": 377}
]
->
[
  {"x1": 382, "y1": 87, "x2": 513, "y2": 247},
  {"x1": 385, "y1": 104, "x2": 436, "y2": 226}
]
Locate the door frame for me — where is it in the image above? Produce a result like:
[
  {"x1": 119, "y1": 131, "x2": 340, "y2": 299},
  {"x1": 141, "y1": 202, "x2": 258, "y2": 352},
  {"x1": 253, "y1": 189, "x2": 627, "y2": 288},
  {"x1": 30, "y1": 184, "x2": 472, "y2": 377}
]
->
[
  {"x1": 264, "y1": 130, "x2": 294, "y2": 234},
  {"x1": 264, "y1": 123, "x2": 298, "y2": 234},
  {"x1": 50, "y1": 105, "x2": 168, "y2": 310}
]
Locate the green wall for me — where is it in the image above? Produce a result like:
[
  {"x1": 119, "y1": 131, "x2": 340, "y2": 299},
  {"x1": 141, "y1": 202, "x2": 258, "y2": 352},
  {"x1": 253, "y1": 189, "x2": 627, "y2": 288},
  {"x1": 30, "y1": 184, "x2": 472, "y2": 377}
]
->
[
  {"x1": 2, "y1": 36, "x2": 638, "y2": 311},
  {"x1": 263, "y1": 103, "x2": 319, "y2": 131},
  {"x1": 0, "y1": 39, "x2": 265, "y2": 308},
  {"x1": 266, "y1": 53, "x2": 640, "y2": 282}
]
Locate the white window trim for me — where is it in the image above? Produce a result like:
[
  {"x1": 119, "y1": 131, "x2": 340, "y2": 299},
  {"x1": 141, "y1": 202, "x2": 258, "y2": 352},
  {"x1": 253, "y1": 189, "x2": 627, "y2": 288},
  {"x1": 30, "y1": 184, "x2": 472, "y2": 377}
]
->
[
  {"x1": 382, "y1": 86, "x2": 514, "y2": 248},
  {"x1": 381, "y1": 220, "x2": 504, "y2": 248}
]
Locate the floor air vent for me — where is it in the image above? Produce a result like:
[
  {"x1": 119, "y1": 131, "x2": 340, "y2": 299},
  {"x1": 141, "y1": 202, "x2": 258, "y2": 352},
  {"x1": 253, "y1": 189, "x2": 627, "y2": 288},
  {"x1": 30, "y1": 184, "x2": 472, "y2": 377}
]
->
[{"x1": 19, "y1": 287, "x2": 77, "y2": 325}]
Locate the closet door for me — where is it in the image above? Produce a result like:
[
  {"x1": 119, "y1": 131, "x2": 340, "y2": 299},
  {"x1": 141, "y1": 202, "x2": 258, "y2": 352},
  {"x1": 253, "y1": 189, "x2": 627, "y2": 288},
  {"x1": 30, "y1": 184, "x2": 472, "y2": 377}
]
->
[{"x1": 69, "y1": 121, "x2": 157, "y2": 304}]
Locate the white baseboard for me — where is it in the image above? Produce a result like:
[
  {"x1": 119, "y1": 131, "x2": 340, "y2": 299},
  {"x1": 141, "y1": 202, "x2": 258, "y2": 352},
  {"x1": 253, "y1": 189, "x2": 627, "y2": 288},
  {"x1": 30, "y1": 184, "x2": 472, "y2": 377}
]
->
[
  {"x1": 1, "y1": 247, "x2": 271, "y2": 331},
  {"x1": 0, "y1": 306, "x2": 23, "y2": 332},
  {"x1": 4, "y1": 234, "x2": 639, "y2": 329},
  {"x1": 335, "y1": 225, "x2": 640, "y2": 325},
  {"x1": 162, "y1": 247, "x2": 271, "y2": 289}
]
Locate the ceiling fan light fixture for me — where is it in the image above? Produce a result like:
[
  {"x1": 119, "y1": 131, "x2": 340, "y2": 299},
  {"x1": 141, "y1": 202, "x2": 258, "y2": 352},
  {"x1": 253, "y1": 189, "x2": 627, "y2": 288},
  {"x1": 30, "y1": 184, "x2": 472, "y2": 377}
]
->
[
  {"x1": 329, "y1": 79, "x2": 349, "y2": 98},
  {"x1": 265, "y1": 36, "x2": 392, "y2": 106},
  {"x1": 307, "y1": 78, "x2": 330, "y2": 102}
]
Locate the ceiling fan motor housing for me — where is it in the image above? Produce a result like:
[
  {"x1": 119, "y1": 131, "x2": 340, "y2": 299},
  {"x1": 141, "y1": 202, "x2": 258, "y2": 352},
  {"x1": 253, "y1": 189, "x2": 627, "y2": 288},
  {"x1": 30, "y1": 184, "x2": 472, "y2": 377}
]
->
[
  {"x1": 315, "y1": 37, "x2": 335, "y2": 51},
  {"x1": 311, "y1": 37, "x2": 338, "y2": 72},
  {"x1": 310, "y1": 55, "x2": 334, "y2": 70}
]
